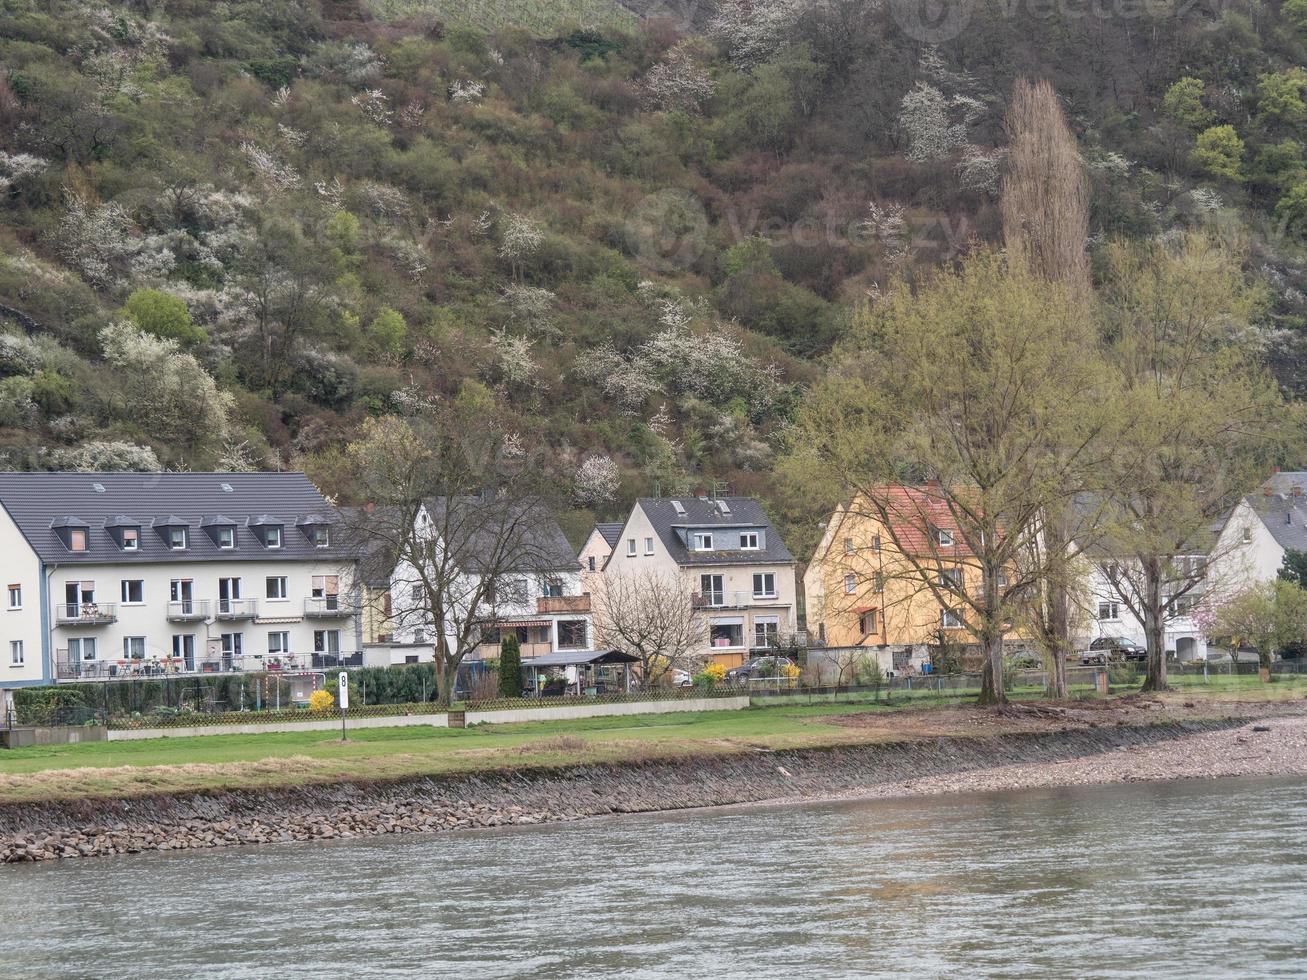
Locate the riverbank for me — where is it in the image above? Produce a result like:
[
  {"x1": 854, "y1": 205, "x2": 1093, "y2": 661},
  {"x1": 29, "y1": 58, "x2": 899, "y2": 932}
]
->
[{"x1": 3, "y1": 696, "x2": 1304, "y2": 863}]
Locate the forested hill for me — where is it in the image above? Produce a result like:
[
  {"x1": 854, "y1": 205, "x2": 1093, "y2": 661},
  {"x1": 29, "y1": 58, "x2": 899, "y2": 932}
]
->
[{"x1": 1, "y1": 0, "x2": 1306, "y2": 545}]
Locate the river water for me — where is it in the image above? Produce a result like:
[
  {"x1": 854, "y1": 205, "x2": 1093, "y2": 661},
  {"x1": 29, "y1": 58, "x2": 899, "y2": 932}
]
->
[{"x1": 2, "y1": 777, "x2": 1305, "y2": 979}]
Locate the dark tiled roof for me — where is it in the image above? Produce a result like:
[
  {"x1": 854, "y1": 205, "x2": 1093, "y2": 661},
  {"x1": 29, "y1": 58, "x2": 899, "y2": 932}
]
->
[
  {"x1": 0, "y1": 471, "x2": 345, "y2": 564},
  {"x1": 594, "y1": 523, "x2": 624, "y2": 548},
  {"x1": 637, "y1": 496, "x2": 793, "y2": 566},
  {"x1": 1248, "y1": 491, "x2": 1307, "y2": 551},
  {"x1": 423, "y1": 497, "x2": 578, "y2": 572}
]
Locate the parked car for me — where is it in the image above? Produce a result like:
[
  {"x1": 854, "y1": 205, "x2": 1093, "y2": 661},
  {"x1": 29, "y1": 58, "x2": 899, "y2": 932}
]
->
[
  {"x1": 671, "y1": 669, "x2": 693, "y2": 688},
  {"x1": 1080, "y1": 636, "x2": 1147, "y2": 665},
  {"x1": 726, "y1": 656, "x2": 796, "y2": 683}
]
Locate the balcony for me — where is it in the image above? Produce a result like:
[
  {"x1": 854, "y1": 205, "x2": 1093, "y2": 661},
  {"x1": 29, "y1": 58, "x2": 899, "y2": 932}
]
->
[
  {"x1": 310, "y1": 651, "x2": 363, "y2": 669},
  {"x1": 692, "y1": 591, "x2": 783, "y2": 610},
  {"x1": 166, "y1": 599, "x2": 210, "y2": 622},
  {"x1": 537, "y1": 595, "x2": 592, "y2": 615},
  {"x1": 55, "y1": 602, "x2": 117, "y2": 626},
  {"x1": 305, "y1": 595, "x2": 353, "y2": 618},
  {"x1": 216, "y1": 598, "x2": 258, "y2": 621}
]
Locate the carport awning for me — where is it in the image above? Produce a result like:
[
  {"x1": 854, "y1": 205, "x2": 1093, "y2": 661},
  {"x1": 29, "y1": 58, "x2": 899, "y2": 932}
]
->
[{"x1": 521, "y1": 649, "x2": 639, "y2": 668}]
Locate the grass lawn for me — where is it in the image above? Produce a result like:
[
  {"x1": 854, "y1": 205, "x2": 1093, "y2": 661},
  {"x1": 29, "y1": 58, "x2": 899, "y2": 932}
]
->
[{"x1": 1, "y1": 677, "x2": 1301, "y2": 805}]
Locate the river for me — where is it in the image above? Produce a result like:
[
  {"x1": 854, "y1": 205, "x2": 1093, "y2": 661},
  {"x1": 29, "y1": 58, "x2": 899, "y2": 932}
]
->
[{"x1": 2, "y1": 777, "x2": 1304, "y2": 978}]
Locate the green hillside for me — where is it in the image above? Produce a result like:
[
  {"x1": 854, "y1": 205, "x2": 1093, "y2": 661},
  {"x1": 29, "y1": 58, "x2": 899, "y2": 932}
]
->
[{"x1": 1, "y1": 0, "x2": 1305, "y2": 548}]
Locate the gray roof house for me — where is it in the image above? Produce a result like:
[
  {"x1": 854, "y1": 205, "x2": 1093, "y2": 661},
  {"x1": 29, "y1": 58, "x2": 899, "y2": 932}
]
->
[{"x1": 0, "y1": 471, "x2": 356, "y2": 698}]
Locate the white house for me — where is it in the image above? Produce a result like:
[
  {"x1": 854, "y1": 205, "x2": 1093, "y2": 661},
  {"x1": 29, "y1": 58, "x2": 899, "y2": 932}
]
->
[
  {"x1": 0, "y1": 471, "x2": 358, "y2": 715},
  {"x1": 1079, "y1": 559, "x2": 1209, "y2": 661},
  {"x1": 1207, "y1": 472, "x2": 1307, "y2": 594},
  {"x1": 602, "y1": 495, "x2": 799, "y2": 669},
  {"x1": 383, "y1": 498, "x2": 593, "y2": 661}
]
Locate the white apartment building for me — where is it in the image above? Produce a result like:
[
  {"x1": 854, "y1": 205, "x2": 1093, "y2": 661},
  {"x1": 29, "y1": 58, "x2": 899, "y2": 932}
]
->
[
  {"x1": 602, "y1": 496, "x2": 799, "y2": 669},
  {"x1": 0, "y1": 471, "x2": 357, "y2": 713}
]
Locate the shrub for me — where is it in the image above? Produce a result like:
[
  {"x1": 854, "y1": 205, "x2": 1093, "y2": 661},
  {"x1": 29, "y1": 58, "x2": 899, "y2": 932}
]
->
[
  {"x1": 499, "y1": 633, "x2": 522, "y2": 698},
  {"x1": 694, "y1": 662, "x2": 726, "y2": 688},
  {"x1": 121, "y1": 289, "x2": 207, "y2": 346},
  {"x1": 308, "y1": 688, "x2": 336, "y2": 712}
]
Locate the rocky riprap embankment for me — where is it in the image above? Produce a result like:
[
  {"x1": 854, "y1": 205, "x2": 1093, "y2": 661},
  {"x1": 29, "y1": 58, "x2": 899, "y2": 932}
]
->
[{"x1": 0, "y1": 719, "x2": 1275, "y2": 863}]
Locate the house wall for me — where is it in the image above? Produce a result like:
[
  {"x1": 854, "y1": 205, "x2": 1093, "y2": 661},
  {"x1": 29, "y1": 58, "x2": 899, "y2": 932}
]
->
[
  {"x1": 44, "y1": 557, "x2": 356, "y2": 675},
  {"x1": 1208, "y1": 498, "x2": 1284, "y2": 594},
  {"x1": 0, "y1": 505, "x2": 46, "y2": 692},
  {"x1": 1080, "y1": 562, "x2": 1208, "y2": 661},
  {"x1": 604, "y1": 503, "x2": 799, "y2": 669},
  {"x1": 578, "y1": 528, "x2": 611, "y2": 597}
]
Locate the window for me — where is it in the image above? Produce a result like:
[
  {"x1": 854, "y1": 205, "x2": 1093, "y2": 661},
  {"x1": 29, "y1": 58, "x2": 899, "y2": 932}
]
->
[
  {"x1": 69, "y1": 637, "x2": 97, "y2": 661},
  {"x1": 120, "y1": 580, "x2": 144, "y2": 604},
  {"x1": 709, "y1": 621, "x2": 744, "y2": 648},
  {"x1": 693, "y1": 532, "x2": 714, "y2": 551},
  {"x1": 844, "y1": 573, "x2": 856, "y2": 594},
  {"x1": 9, "y1": 640, "x2": 22, "y2": 666},
  {"x1": 311, "y1": 527, "x2": 330, "y2": 548},
  {"x1": 858, "y1": 609, "x2": 878, "y2": 635},
  {"x1": 220, "y1": 633, "x2": 243, "y2": 659},
  {"x1": 753, "y1": 617, "x2": 779, "y2": 647},
  {"x1": 540, "y1": 578, "x2": 563, "y2": 598},
  {"x1": 1242, "y1": 527, "x2": 1253, "y2": 543},
  {"x1": 873, "y1": 572, "x2": 884, "y2": 593},
  {"x1": 313, "y1": 630, "x2": 341, "y2": 654},
  {"x1": 700, "y1": 574, "x2": 724, "y2": 605},
  {"x1": 872, "y1": 534, "x2": 882, "y2": 552},
  {"x1": 410, "y1": 584, "x2": 423, "y2": 602},
  {"x1": 558, "y1": 620, "x2": 587, "y2": 649},
  {"x1": 121, "y1": 527, "x2": 139, "y2": 551},
  {"x1": 752, "y1": 573, "x2": 776, "y2": 598},
  {"x1": 268, "y1": 631, "x2": 290, "y2": 655},
  {"x1": 941, "y1": 608, "x2": 963, "y2": 629},
  {"x1": 740, "y1": 532, "x2": 760, "y2": 550},
  {"x1": 587, "y1": 556, "x2": 596, "y2": 572},
  {"x1": 937, "y1": 529, "x2": 954, "y2": 547},
  {"x1": 266, "y1": 576, "x2": 287, "y2": 600},
  {"x1": 1098, "y1": 601, "x2": 1120, "y2": 622},
  {"x1": 171, "y1": 634, "x2": 194, "y2": 664},
  {"x1": 122, "y1": 636, "x2": 145, "y2": 660},
  {"x1": 1173, "y1": 596, "x2": 1195, "y2": 617},
  {"x1": 627, "y1": 538, "x2": 637, "y2": 556},
  {"x1": 938, "y1": 567, "x2": 963, "y2": 590},
  {"x1": 843, "y1": 537, "x2": 854, "y2": 555},
  {"x1": 69, "y1": 528, "x2": 88, "y2": 552},
  {"x1": 6, "y1": 585, "x2": 20, "y2": 610},
  {"x1": 169, "y1": 527, "x2": 188, "y2": 550},
  {"x1": 217, "y1": 527, "x2": 235, "y2": 549},
  {"x1": 265, "y1": 526, "x2": 282, "y2": 549},
  {"x1": 644, "y1": 536, "x2": 655, "y2": 555}
]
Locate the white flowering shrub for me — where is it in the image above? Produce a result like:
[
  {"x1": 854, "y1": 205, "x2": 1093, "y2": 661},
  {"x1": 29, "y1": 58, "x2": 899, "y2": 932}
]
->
[
  {"x1": 642, "y1": 43, "x2": 716, "y2": 113},
  {"x1": 449, "y1": 80, "x2": 486, "y2": 104},
  {"x1": 489, "y1": 328, "x2": 537, "y2": 387},
  {"x1": 574, "y1": 454, "x2": 621, "y2": 505},
  {"x1": 0, "y1": 333, "x2": 43, "y2": 377},
  {"x1": 498, "y1": 213, "x2": 544, "y2": 261},
  {"x1": 898, "y1": 83, "x2": 969, "y2": 162},
  {"x1": 0, "y1": 151, "x2": 49, "y2": 192},
  {"x1": 957, "y1": 147, "x2": 1004, "y2": 194},
  {"x1": 351, "y1": 88, "x2": 392, "y2": 125},
  {"x1": 241, "y1": 142, "x2": 301, "y2": 192},
  {"x1": 48, "y1": 441, "x2": 162, "y2": 472},
  {"x1": 709, "y1": 0, "x2": 804, "y2": 64},
  {"x1": 501, "y1": 284, "x2": 557, "y2": 339}
]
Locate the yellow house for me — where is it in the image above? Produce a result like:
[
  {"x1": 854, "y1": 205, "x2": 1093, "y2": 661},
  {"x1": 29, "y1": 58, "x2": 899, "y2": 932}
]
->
[{"x1": 805, "y1": 491, "x2": 1022, "y2": 666}]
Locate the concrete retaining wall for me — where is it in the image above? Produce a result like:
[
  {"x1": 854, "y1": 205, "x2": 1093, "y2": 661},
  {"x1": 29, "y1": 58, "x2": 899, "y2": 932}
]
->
[
  {"x1": 105, "y1": 696, "x2": 749, "y2": 741},
  {"x1": 1, "y1": 725, "x2": 108, "y2": 748}
]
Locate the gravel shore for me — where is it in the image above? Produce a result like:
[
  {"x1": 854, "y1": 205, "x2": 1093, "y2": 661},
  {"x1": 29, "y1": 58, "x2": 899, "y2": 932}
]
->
[{"x1": 828, "y1": 714, "x2": 1307, "y2": 803}]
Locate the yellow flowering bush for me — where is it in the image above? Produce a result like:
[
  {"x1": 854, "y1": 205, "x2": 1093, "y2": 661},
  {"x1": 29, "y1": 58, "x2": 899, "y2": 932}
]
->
[
  {"x1": 781, "y1": 663, "x2": 801, "y2": 679},
  {"x1": 308, "y1": 688, "x2": 336, "y2": 712}
]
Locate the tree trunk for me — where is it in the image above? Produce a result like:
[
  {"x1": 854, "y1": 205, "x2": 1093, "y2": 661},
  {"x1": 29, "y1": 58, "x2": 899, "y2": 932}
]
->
[
  {"x1": 434, "y1": 657, "x2": 458, "y2": 707},
  {"x1": 977, "y1": 623, "x2": 1008, "y2": 706},
  {"x1": 1041, "y1": 509, "x2": 1072, "y2": 699},
  {"x1": 1139, "y1": 564, "x2": 1168, "y2": 692}
]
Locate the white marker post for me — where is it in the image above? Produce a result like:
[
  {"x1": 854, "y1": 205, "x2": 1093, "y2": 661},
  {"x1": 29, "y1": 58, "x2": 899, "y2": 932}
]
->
[{"x1": 338, "y1": 671, "x2": 349, "y2": 742}]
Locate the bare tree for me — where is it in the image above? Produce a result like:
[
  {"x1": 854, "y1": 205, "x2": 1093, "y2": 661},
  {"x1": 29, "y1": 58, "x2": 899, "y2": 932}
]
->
[
  {"x1": 1002, "y1": 77, "x2": 1093, "y2": 697},
  {"x1": 594, "y1": 569, "x2": 705, "y2": 686},
  {"x1": 343, "y1": 401, "x2": 563, "y2": 706}
]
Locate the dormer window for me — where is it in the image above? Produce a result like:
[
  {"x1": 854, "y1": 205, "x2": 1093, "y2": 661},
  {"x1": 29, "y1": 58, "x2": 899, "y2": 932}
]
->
[
  {"x1": 218, "y1": 527, "x2": 235, "y2": 549},
  {"x1": 693, "y1": 532, "x2": 714, "y2": 551},
  {"x1": 297, "y1": 514, "x2": 333, "y2": 548},
  {"x1": 739, "y1": 532, "x2": 760, "y2": 550},
  {"x1": 53, "y1": 517, "x2": 91, "y2": 553},
  {"x1": 69, "y1": 528, "x2": 88, "y2": 552},
  {"x1": 251, "y1": 516, "x2": 284, "y2": 549},
  {"x1": 170, "y1": 527, "x2": 188, "y2": 550},
  {"x1": 266, "y1": 526, "x2": 282, "y2": 549},
  {"x1": 312, "y1": 527, "x2": 330, "y2": 548},
  {"x1": 106, "y1": 516, "x2": 141, "y2": 552},
  {"x1": 937, "y1": 529, "x2": 954, "y2": 547},
  {"x1": 122, "y1": 528, "x2": 139, "y2": 551}
]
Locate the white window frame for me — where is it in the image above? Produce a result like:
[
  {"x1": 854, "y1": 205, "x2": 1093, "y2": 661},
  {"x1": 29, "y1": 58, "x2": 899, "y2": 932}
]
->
[
  {"x1": 844, "y1": 573, "x2": 856, "y2": 594},
  {"x1": 123, "y1": 636, "x2": 146, "y2": 660},
  {"x1": 644, "y1": 536, "x2": 655, "y2": 555},
  {"x1": 313, "y1": 629, "x2": 341, "y2": 654},
  {"x1": 1098, "y1": 601, "x2": 1120, "y2": 622},
  {"x1": 169, "y1": 527, "x2": 188, "y2": 550},
  {"x1": 752, "y1": 572, "x2": 776, "y2": 598},
  {"x1": 740, "y1": 532, "x2": 760, "y2": 550},
  {"x1": 941, "y1": 608, "x2": 963, "y2": 629},
  {"x1": 312, "y1": 527, "x2": 330, "y2": 548},
  {"x1": 266, "y1": 526, "x2": 283, "y2": 549},
  {"x1": 6, "y1": 584, "x2": 20, "y2": 610},
  {"x1": 693, "y1": 532, "x2": 714, "y2": 551},
  {"x1": 627, "y1": 538, "x2": 637, "y2": 556},
  {"x1": 10, "y1": 640, "x2": 23, "y2": 665},
  {"x1": 120, "y1": 579, "x2": 145, "y2": 605},
  {"x1": 217, "y1": 527, "x2": 236, "y2": 549},
  {"x1": 121, "y1": 527, "x2": 139, "y2": 551},
  {"x1": 267, "y1": 631, "x2": 290, "y2": 655},
  {"x1": 937, "y1": 529, "x2": 954, "y2": 547},
  {"x1": 843, "y1": 537, "x2": 854, "y2": 555},
  {"x1": 69, "y1": 528, "x2": 88, "y2": 552},
  {"x1": 266, "y1": 576, "x2": 288, "y2": 601},
  {"x1": 70, "y1": 636, "x2": 97, "y2": 661}
]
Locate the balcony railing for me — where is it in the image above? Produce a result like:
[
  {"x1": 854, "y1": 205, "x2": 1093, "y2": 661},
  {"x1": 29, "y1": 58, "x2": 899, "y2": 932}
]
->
[
  {"x1": 54, "y1": 602, "x2": 117, "y2": 625},
  {"x1": 167, "y1": 599, "x2": 210, "y2": 622},
  {"x1": 216, "y1": 598, "x2": 258, "y2": 621},
  {"x1": 53, "y1": 651, "x2": 363, "y2": 680},
  {"x1": 304, "y1": 595, "x2": 353, "y2": 617},
  {"x1": 692, "y1": 591, "x2": 783, "y2": 610},
  {"x1": 537, "y1": 595, "x2": 592, "y2": 614},
  {"x1": 310, "y1": 651, "x2": 364, "y2": 669}
]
